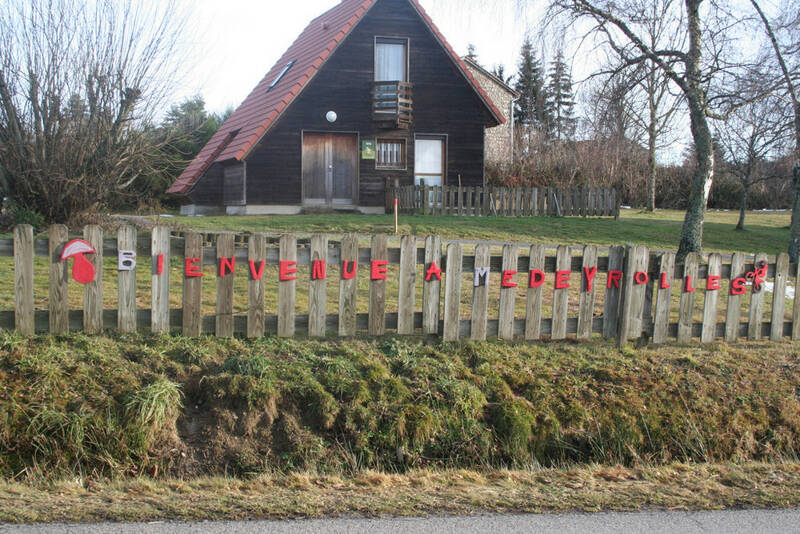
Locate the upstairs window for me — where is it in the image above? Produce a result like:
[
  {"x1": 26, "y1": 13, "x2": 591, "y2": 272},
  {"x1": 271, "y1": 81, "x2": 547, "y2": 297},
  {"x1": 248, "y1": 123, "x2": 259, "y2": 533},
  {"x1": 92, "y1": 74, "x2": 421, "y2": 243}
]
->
[
  {"x1": 269, "y1": 61, "x2": 295, "y2": 91},
  {"x1": 375, "y1": 38, "x2": 408, "y2": 82},
  {"x1": 376, "y1": 138, "x2": 406, "y2": 170}
]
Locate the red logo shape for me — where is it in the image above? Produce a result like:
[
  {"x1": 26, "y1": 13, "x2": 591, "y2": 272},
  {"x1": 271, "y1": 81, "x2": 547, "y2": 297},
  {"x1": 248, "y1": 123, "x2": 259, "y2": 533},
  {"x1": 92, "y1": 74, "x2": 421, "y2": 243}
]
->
[
  {"x1": 745, "y1": 260, "x2": 767, "y2": 293},
  {"x1": 60, "y1": 239, "x2": 96, "y2": 284}
]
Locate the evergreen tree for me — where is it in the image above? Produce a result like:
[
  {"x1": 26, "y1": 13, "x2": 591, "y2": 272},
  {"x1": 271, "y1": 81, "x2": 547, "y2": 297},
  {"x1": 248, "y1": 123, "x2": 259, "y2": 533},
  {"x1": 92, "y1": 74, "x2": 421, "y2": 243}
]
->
[
  {"x1": 545, "y1": 50, "x2": 577, "y2": 141},
  {"x1": 513, "y1": 38, "x2": 548, "y2": 131},
  {"x1": 491, "y1": 64, "x2": 512, "y2": 85}
]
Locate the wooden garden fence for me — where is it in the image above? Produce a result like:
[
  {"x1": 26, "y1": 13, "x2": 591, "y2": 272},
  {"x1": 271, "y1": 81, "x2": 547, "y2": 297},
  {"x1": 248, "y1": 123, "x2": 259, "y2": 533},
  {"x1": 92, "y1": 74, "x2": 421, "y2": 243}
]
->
[
  {"x1": 5, "y1": 224, "x2": 796, "y2": 347},
  {"x1": 387, "y1": 184, "x2": 619, "y2": 218}
]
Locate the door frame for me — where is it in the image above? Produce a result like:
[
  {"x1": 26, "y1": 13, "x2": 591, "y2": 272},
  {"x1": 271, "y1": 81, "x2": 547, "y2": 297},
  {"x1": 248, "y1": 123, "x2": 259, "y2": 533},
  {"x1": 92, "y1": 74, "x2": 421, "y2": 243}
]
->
[
  {"x1": 414, "y1": 133, "x2": 448, "y2": 186},
  {"x1": 301, "y1": 130, "x2": 360, "y2": 207}
]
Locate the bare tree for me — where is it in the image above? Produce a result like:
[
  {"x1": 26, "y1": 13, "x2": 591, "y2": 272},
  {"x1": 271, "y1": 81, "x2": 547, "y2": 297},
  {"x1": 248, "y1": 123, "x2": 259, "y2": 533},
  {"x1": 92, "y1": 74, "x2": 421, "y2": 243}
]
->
[
  {"x1": 546, "y1": 0, "x2": 755, "y2": 259},
  {"x1": 0, "y1": 0, "x2": 189, "y2": 222},
  {"x1": 749, "y1": 0, "x2": 800, "y2": 261},
  {"x1": 715, "y1": 91, "x2": 791, "y2": 230}
]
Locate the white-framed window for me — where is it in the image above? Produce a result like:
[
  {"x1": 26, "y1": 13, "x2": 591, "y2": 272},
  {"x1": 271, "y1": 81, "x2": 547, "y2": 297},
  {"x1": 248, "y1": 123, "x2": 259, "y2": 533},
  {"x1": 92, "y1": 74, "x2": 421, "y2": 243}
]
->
[{"x1": 376, "y1": 138, "x2": 406, "y2": 170}]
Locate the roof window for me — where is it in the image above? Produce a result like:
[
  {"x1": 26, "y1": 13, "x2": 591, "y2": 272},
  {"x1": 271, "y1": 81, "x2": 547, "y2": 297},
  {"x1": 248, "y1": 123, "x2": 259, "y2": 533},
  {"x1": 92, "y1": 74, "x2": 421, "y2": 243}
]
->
[{"x1": 269, "y1": 61, "x2": 295, "y2": 91}]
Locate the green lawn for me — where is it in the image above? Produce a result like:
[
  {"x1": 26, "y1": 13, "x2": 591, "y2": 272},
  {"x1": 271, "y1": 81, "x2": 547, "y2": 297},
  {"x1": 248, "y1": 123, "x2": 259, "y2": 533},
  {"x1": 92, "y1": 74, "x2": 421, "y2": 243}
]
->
[{"x1": 153, "y1": 209, "x2": 790, "y2": 255}]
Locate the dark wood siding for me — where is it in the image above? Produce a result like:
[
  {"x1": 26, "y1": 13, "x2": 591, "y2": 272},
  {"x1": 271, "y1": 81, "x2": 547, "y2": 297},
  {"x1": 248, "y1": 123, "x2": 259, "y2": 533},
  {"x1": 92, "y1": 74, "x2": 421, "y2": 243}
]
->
[
  {"x1": 196, "y1": 0, "x2": 492, "y2": 207},
  {"x1": 188, "y1": 162, "x2": 224, "y2": 205},
  {"x1": 223, "y1": 163, "x2": 246, "y2": 206}
]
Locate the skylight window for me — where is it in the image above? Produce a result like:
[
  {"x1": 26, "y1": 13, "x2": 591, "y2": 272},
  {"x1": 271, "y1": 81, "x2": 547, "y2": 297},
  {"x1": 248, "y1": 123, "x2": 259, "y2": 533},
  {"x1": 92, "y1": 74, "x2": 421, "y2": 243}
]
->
[{"x1": 268, "y1": 61, "x2": 295, "y2": 91}]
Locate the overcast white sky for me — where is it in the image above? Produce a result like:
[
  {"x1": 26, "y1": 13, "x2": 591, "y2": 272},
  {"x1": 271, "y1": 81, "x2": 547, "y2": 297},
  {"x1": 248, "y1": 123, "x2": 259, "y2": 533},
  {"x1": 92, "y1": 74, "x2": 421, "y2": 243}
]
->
[{"x1": 177, "y1": 0, "x2": 541, "y2": 114}]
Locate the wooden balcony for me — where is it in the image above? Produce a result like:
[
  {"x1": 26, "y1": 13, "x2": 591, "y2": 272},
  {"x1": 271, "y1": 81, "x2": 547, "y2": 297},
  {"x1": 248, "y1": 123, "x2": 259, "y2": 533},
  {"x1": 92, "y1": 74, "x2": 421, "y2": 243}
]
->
[{"x1": 372, "y1": 81, "x2": 413, "y2": 129}]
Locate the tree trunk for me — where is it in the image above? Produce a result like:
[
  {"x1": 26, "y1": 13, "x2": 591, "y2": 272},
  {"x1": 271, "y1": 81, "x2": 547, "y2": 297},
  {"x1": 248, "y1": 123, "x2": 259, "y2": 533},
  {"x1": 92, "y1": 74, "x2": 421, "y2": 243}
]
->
[
  {"x1": 789, "y1": 157, "x2": 800, "y2": 261},
  {"x1": 646, "y1": 67, "x2": 657, "y2": 211},
  {"x1": 736, "y1": 184, "x2": 748, "y2": 231}
]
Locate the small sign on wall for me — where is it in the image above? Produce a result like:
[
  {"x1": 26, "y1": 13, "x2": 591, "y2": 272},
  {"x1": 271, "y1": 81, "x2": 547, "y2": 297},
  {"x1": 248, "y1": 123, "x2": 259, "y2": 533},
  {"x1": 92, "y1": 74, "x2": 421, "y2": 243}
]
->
[{"x1": 361, "y1": 139, "x2": 376, "y2": 160}]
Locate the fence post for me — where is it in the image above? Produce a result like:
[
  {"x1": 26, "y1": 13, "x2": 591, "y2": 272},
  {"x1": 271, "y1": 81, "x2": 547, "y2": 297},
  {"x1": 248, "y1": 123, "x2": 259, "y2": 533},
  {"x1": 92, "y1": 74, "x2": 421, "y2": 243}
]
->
[
  {"x1": 498, "y1": 244, "x2": 519, "y2": 340},
  {"x1": 577, "y1": 245, "x2": 598, "y2": 339},
  {"x1": 603, "y1": 246, "x2": 625, "y2": 339},
  {"x1": 748, "y1": 252, "x2": 768, "y2": 340},
  {"x1": 49, "y1": 224, "x2": 69, "y2": 334},
  {"x1": 308, "y1": 234, "x2": 328, "y2": 337},
  {"x1": 677, "y1": 253, "x2": 699, "y2": 343},
  {"x1": 470, "y1": 244, "x2": 490, "y2": 340},
  {"x1": 422, "y1": 235, "x2": 442, "y2": 335},
  {"x1": 248, "y1": 233, "x2": 266, "y2": 338},
  {"x1": 794, "y1": 260, "x2": 800, "y2": 341},
  {"x1": 770, "y1": 253, "x2": 789, "y2": 341},
  {"x1": 551, "y1": 245, "x2": 571, "y2": 339},
  {"x1": 397, "y1": 235, "x2": 417, "y2": 334},
  {"x1": 701, "y1": 253, "x2": 721, "y2": 343},
  {"x1": 215, "y1": 233, "x2": 235, "y2": 337},
  {"x1": 183, "y1": 232, "x2": 203, "y2": 337},
  {"x1": 524, "y1": 244, "x2": 545, "y2": 340},
  {"x1": 13, "y1": 225, "x2": 34, "y2": 335},
  {"x1": 443, "y1": 242, "x2": 462, "y2": 341},
  {"x1": 83, "y1": 225, "x2": 103, "y2": 334},
  {"x1": 117, "y1": 225, "x2": 137, "y2": 333},
  {"x1": 724, "y1": 252, "x2": 745, "y2": 342},
  {"x1": 652, "y1": 252, "x2": 675, "y2": 344},
  {"x1": 151, "y1": 226, "x2": 170, "y2": 334},
  {"x1": 368, "y1": 234, "x2": 388, "y2": 335},
  {"x1": 278, "y1": 234, "x2": 297, "y2": 338},
  {"x1": 338, "y1": 234, "x2": 359, "y2": 337},
  {"x1": 616, "y1": 245, "x2": 636, "y2": 345}
]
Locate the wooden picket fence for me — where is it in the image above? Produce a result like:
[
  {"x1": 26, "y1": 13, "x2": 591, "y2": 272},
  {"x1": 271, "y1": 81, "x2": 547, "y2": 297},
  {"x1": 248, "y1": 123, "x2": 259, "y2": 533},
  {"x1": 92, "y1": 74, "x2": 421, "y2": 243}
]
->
[
  {"x1": 5, "y1": 224, "x2": 797, "y2": 346},
  {"x1": 388, "y1": 184, "x2": 619, "y2": 218}
]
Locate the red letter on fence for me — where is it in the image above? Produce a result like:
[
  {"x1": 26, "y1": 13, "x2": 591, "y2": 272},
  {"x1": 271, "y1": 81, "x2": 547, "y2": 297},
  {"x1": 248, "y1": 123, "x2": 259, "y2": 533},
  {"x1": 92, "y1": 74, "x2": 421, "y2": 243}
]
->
[
  {"x1": 660, "y1": 273, "x2": 671, "y2": 289},
  {"x1": 529, "y1": 269, "x2": 545, "y2": 288},
  {"x1": 607, "y1": 270, "x2": 622, "y2": 289},
  {"x1": 185, "y1": 257, "x2": 203, "y2": 278},
  {"x1": 312, "y1": 259, "x2": 326, "y2": 280},
  {"x1": 342, "y1": 260, "x2": 357, "y2": 280},
  {"x1": 730, "y1": 277, "x2": 746, "y2": 295},
  {"x1": 425, "y1": 261, "x2": 442, "y2": 281},
  {"x1": 153, "y1": 254, "x2": 164, "y2": 275},
  {"x1": 634, "y1": 271, "x2": 649, "y2": 285},
  {"x1": 279, "y1": 261, "x2": 297, "y2": 281},
  {"x1": 371, "y1": 260, "x2": 388, "y2": 280},
  {"x1": 501, "y1": 270, "x2": 518, "y2": 288},
  {"x1": 583, "y1": 266, "x2": 598, "y2": 292},
  {"x1": 684, "y1": 275, "x2": 696, "y2": 292},
  {"x1": 706, "y1": 275, "x2": 721, "y2": 291},
  {"x1": 248, "y1": 260, "x2": 266, "y2": 280},
  {"x1": 555, "y1": 270, "x2": 571, "y2": 289},
  {"x1": 219, "y1": 257, "x2": 235, "y2": 277}
]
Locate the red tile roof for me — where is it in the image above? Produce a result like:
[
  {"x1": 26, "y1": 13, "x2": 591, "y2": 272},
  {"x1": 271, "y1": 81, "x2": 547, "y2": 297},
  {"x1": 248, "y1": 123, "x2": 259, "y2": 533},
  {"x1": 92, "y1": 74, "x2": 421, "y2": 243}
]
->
[{"x1": 168, "y1": 0, "x2": 505, "y2": 196}]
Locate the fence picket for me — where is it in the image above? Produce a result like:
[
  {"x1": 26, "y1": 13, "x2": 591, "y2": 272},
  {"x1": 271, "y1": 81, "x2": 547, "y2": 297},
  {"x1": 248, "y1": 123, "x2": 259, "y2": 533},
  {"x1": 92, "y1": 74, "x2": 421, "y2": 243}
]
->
[
  {"x1": 215, "y1": 233, "x2": 235, "y2": 337},
  {"x1": 603, "y1": 246, "x2": 624, "y2": 338},
  {"x1": 725, "y1": 252, "x2": 745, "y2": 342},
  {"x1": 470, "y1": 244, "x2": 490, "y2": 340},
  {"x1": 13, "y1": 225, "x2": 34, "y2": 335},
  {"x1": 49, "y1": 224, "x2": 69, "y2": 334},
  {"x1": 369, "y1": 234, "x2": 388, "y2": 335},
  {"x1": 771, "y1": 253, "x2": 789, "y2": 341},
  {"x1": 422, "y1": 235, "x2": 442, "y2": 335},
  {"x1": 339, "y1": 234, "x2": 359, "y2": 337},
  {"x1": 247, "y1": 233, "x2": 266, "y2": 338},
  {"x1": 552, "y1": 245, "x2": 571, "y2": 340},
  {"x1": 278, "y1": 234, "x2": 297, "y2": 337},
  {"x1": 701, "y1": 253, "x2": 721, "y2": 343},
  {"x1": 794, "y1": 261, "x2": 800, "y2": 341},
  {"x1": 309, "y1": 234, "x2": 328, "y2": 338},
  {"x1": 577, "y1": 245, "x2": 598, "y2": 339},
  {"x1": 117, "y1": 225, "x2": 137, "y2": 333},
  {"x1": 183, "y1": 232, "x2": 203, "y2": 337},
  {"x1": 498, "y1": 244, "x2": 518, "y2": 340},
  {"x1": 748, "y1": 252, "x2": 768, "y2": 340},
  {"x1": 652, "y1": 252, "x2": 675, "y2": 344},
  {"x1": 524, "y1": 244, "x2": 545, "y2": 340},
  {"x1": 443, "y1": 242, "x2": 462, "y2": 341},
  {"x1": 83, "y1": 225, "x2": 103, "y2": 334},
  {"x1": 151, "y1": 226, "x2": 170, "y2": 334},
  {"x1": 677, "y1": 253, "x2": 699, "y2": 343},
  {"x1": 618, "y1": 245, "x2": 649, "y2": 344},
  {"x1": 397, "y1": 235, "x2": 416, "y2": 334}
]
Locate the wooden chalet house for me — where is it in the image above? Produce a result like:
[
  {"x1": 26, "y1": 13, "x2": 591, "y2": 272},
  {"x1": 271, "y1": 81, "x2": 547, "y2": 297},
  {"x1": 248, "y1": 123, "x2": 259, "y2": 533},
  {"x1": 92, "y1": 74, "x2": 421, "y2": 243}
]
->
[{"x1": 167, "y1": 0, "x2": 504, "y2": 215}]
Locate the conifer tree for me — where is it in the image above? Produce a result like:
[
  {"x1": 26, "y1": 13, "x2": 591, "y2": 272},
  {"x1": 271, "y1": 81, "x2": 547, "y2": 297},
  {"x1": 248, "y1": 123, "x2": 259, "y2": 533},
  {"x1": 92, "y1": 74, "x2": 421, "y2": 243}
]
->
[
  {"x1": 513, "y1": 38, "x2": 549, "y2": 131},
  {"x1": 545, "y1": 50, "x2": 577, "y2": 140}
]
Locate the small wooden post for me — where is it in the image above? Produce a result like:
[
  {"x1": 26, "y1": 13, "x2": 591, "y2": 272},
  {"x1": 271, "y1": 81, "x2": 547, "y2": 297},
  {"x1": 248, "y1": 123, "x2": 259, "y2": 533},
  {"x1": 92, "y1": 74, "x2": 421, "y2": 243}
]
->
[
  {"x1": 368, "y1": 234, "x2": 388, "y2": 335},
  {"x1": 551, "y1": 245, "x2": 571, "y2": 340},
  {"x1": 278, "y1": 234, "x2": 297, "y2": 338},
  {"x1": 443, "y1": 242, "x2": 463, "y2": 341},
  {"x1": 525, "y1": 244, "x2": 545, "y2": 340},
  {"x1": 215, "y1": 233, "x2": 235, "y2": 337},
  {"x1": 794, "y1": 260, "x2": 800, "y2": 341},
  {"x1": 725, "y1": 252, "x2": 745, "y2": 342},
  {"x1": 397, "y1": 235, "x2": 417, "y2": 334},
  {"x1": 652, "y1": 252, "x2": 675, "y2": 344},
  {"x1": 83, "y1": 225, "x2": 103, "y2": 334},
  {"x1": 602, "y1": 246, "x2": 625, "y2": 338},
  {"x1": 700, "y1": 253, "x2": 721, "y2": 343},
  {"x1": 498, "y1": 244, "x2": 519, "y2": 340},
  {"x1": 577, "y1": 245, "x2": 598, "y2": 339},
  {"x1": 151, "y1": 226, "x2": 170, "y2": 334},
  {"x1": 748, "y1": 252, "x2": 768, "y2": 340},
  {"x1": 183, "y1": 232, "x2": 203, "y2": 337},
  {"x1": 677, "y1": 253, "x2": 699, "y2": 343},
  {"x1": 338, "y1": 234, "x2": 359, "y2": 337},
  {"x1": 770, "y1": 253, "x2": 789, "y2": 341},
  {"x1": 470, "y1": 244, "x2": 490, "y2": 341},
  {"x1": 422, "y1": 235, "x2": 442, "y2": 335},
  {"x1": 247, "y1": 233, "x2": 266, "y2": 338},
  {"x1": 48, "y1": 224, "x2": 69, "y2": 334},
  {"x1": 14, "y1": 225, "x2": 34, "y2": 335},
  {"x1": 308, "y1": 234, "x2": 328, "y2": 338},
  {"x1": 117, "y1": 225, "x2": 137, "y2": 333}
]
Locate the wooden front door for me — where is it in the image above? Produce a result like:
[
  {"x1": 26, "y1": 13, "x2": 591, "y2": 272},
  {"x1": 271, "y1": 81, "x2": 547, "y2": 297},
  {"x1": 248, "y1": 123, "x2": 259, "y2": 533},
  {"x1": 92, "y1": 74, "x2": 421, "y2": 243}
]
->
[{"x1": 302, "y1": 133, "x2": 358, "y2": 206}]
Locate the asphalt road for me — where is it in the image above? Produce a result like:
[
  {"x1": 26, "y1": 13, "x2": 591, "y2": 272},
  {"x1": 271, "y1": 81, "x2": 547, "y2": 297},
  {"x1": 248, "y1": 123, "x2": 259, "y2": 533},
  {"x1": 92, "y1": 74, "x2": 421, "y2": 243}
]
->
[{"x1": 3, "y1": 510, "x2": 800, "y2": 534}]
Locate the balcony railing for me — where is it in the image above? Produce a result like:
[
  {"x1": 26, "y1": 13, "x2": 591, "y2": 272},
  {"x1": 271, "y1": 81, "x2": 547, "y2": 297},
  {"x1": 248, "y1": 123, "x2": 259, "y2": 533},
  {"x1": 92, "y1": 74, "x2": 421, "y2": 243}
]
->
[{"x1": 372, "y1": 81, "x2": 413, "y2": 129}]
